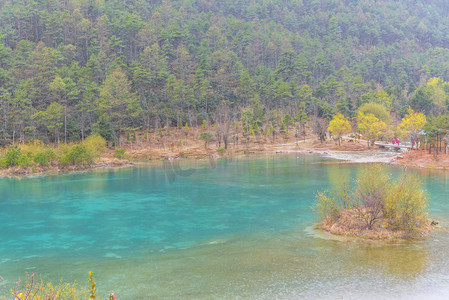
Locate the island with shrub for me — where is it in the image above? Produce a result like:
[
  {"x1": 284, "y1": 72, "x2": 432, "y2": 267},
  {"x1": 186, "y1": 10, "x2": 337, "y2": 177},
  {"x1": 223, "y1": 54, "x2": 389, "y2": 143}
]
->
[{"x1": 313, "y1": 164, "x2": 433, "y2": 240}]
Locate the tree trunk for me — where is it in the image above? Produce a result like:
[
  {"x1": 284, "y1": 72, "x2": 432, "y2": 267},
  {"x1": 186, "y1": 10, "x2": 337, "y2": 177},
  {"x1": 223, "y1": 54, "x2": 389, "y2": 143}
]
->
[
  {"x1": 303, "y1": 125, "x2": 306, "y2": 142},
  {"x1": 64, "y1": 105, "x2": 67, "y2": 143},
  {"x1": 224, "y1": 135, "x2": 228, "y2": 149},
  {"x1": 81, "y1": 111, "x2": 85, "y2": 141}
]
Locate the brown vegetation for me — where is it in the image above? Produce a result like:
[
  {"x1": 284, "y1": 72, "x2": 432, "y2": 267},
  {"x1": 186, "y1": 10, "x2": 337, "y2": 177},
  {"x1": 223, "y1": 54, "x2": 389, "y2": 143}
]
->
[
  {"x1": 393, "y1": 148, "x2": 449, "y2": 169},
  {"x1": 321, "y1": 209, "x2": 432, "y2": 240}
]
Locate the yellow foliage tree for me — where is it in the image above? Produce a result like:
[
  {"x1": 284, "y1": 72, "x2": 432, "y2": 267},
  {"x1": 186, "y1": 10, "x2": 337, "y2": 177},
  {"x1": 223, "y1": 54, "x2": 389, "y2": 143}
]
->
[
  {"x1": 400, "y1": 107, "x2": 426, "y2": 147},
  {"x1": 427, "y1": 77, "x2": 444, "y2": 87},
  {"x1": 328, "y1": 113, "x2": 352, "y2": 145},
  {"x1": 357, "y1": 112, "x2": 386, "y2": 146}
]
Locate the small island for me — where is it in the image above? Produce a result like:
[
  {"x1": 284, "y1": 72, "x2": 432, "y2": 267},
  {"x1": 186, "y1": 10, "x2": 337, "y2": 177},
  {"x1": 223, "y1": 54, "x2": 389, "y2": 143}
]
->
[{"x1": 313, "y1": 164, "x2": 433, "y2": 240}]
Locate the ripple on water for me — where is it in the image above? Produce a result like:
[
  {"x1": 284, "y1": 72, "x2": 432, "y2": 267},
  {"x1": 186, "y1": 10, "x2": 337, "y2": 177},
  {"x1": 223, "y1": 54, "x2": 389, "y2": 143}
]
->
[{"x1": 104, "y1": 253, "x2": 122, "y2": 259}]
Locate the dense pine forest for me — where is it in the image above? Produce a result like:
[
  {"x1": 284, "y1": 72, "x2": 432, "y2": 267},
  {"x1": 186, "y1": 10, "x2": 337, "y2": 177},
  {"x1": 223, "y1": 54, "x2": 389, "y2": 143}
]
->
[{"x1": 1, "y1": 0, "x2": 449, "y2": 146}]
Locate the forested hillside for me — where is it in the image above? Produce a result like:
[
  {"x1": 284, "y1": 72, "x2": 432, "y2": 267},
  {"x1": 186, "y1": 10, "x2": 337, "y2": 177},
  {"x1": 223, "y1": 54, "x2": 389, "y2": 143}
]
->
[{"x1": 1, "y1": 0, "x2": 449, "y2": 145}]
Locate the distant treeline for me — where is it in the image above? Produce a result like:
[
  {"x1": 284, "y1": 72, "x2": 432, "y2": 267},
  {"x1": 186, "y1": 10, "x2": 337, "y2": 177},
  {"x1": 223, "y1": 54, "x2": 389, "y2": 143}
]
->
[{"x1": 1, "y1": 0, "x2": 449, "y2": 146}]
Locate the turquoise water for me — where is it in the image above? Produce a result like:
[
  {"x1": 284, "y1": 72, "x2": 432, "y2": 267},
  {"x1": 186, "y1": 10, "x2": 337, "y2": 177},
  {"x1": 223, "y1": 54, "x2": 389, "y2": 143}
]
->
[{"x1": 1, "y1": 154, "x2": 449, "y2": 299}]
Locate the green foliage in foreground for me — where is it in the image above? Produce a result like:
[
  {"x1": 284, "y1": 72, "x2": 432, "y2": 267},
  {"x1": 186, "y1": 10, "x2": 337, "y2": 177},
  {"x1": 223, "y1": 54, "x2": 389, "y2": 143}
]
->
[
  {"x1": 2, "y1": 271, "x2": 113, "y2": 300},
  {"x1": 33, "y1": 149, "x2": 57, "y2": 167},
  {"x1": 0, "y1": 135, "x2": 107, "y2": 169},
  {"x1": 4, "y1": 145, "x2": 22, "y2": 167},
  {"x1": 313, "y1": 165, "x2": 429, "y2": 232}
]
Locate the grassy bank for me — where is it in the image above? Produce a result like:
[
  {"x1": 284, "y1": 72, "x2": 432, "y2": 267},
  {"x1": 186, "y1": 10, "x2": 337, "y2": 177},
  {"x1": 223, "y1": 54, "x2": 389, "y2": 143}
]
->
[{"x1": 0, "y1": 135, "x2": 131, "y2": 176}]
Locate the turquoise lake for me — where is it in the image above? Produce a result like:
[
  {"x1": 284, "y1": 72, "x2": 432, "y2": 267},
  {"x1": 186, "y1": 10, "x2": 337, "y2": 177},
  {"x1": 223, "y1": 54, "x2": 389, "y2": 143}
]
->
[{"x1": 1, "y1": 154, "x2": 449, "y2": 299}]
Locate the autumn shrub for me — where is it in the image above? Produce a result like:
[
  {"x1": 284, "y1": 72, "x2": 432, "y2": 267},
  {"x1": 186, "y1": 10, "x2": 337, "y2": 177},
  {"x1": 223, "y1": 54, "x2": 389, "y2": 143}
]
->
[
  {"x1": 82, "y1": 134, "x2": 107, "y2": 160},
  {"x1": 55, "y1": 143, "x2": 75, "y2": 156},
  {"x1": 1, "y1": 271, "x2": 118, "y2": 300},
  {"x1": 6, "y1": 272, "x2": 88, "y2": 300},
  {"x1": 384, "y1": 173, "x2": 428, "y2": 231},
  {"x1": 20, "y1": 140, "x2": 46, "y2": 154},
  {"x1": 313, "y1": 190, "x2": 342, "y2": 223},
  {"x1": 353, "y1": 165, "x2": 391, "y2": 229},
  {"x1": 313, "y1": 183, "x2": 353, "y2": 222},
  {"x1": 313, "y1": 165, "x2": 429, "y2": 234}
]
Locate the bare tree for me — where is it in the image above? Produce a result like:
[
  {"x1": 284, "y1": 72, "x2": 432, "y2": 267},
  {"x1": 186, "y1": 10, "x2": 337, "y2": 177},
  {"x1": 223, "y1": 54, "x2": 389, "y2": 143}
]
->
[
  {"x1": 311, "y1": 116, "x2": 328, "y2": 143},
  {"x1": 215, "y1": 101, "x2": 233, "y2": 149},
  {"x1": 354, "y1": 193, "x2": 384, "y2": 230},
  {"x1": 353, "y1": 165, "x2": 390, "y2": 229}
]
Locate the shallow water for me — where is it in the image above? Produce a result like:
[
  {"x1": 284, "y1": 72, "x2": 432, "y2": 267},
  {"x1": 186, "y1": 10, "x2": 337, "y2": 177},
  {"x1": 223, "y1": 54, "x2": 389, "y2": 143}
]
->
[{"x1": 1, "y1": 154, "x2": 449, "y2": 299}]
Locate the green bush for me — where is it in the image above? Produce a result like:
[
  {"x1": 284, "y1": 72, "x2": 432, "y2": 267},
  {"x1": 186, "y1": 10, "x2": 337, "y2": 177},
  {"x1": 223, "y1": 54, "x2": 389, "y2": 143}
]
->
[
  {"x1": 5, "y1": 145, "x2": 22, "y2": 167},
  {"x1": 384, "y1": 174, "x2": 428, "y2": 231},
  {"x1": 19, "y1": 152, "x2": 33, "y2": 168},
  {"x1": 60, "y1": 145, "x2": 92, "y2": 166},
  {"x1": 114, "y1": 148, "x2": 128, "y2": 159},
  {"x1": 33, "y1": 149, "x2": 57, "y2": 167},
  {"x1": 217, "y1": 147, "x2": 226, "y2": 155}
]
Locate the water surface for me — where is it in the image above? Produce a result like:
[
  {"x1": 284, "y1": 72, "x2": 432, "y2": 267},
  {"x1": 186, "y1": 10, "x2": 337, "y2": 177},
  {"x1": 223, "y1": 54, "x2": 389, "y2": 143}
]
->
[{"x1": 1, "y1": 154, "x2": 449, "y2": 299}]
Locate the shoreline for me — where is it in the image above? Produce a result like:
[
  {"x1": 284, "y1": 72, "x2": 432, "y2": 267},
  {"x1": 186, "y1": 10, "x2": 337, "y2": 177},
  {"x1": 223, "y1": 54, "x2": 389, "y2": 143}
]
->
[
  {"x1": 0, "y1": 138, "x2": 446, "y2": 178},
  {"x1": 0, "y1": 148, "x2": 397, "y2": 178},
  {"x1": 318, "y1": 217, "x2": 434, "y2": 241},
  {"x1": 310, "y1": 222, "x2": 440, "y2": 243},
  {"x1": 0, "y1": 158, "x2": 133, "y2": 178}
]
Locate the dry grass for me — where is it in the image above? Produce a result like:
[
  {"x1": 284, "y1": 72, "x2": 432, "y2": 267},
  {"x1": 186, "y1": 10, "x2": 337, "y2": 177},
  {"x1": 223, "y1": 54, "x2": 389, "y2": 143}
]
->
[{"x1": 394, "y1": 149, "x2": 449, "y2": 169}]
